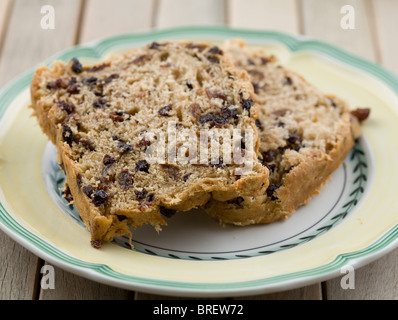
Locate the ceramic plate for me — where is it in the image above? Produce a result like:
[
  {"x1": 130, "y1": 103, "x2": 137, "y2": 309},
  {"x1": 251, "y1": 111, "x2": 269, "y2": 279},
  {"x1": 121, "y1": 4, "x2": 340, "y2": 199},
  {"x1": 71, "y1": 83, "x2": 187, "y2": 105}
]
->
[{"x1": 0, "y1": 26, "x2": 397, "y2": 297}]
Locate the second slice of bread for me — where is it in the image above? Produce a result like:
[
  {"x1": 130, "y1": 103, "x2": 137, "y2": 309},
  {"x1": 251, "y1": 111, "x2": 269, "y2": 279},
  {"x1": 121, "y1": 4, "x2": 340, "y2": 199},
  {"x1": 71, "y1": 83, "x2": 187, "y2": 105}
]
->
[{"x1": 204, "y1": 39, "x2": 363, "y2": 226}]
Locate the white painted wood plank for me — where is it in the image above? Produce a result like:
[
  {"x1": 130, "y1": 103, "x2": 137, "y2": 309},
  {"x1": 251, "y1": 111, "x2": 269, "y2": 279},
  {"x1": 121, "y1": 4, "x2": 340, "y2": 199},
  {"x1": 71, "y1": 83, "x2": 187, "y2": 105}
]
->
[
  {"x1": 0, "y1": 0, "x2": 81, "y2": 86},
  {"x1": 80, "y1": 0, "x2": 155, "y2": 43},
  {"x1": 0, "y1": 0, "x2": 81, "y2": 300},
  {"x1": 155, "y1": 0, "x2": 225, "y2": 28},
  {"x1": 372, "y1": 0, "x2": 398, "y2": 73},
  {"x1": 301, "y1": 0, "x2": 398, "y2": 300},
  {"x1": 39, "y1": 263, "x2": 133, "y2": 300},
  {"x1": 0, "y1": 240, "x2": 40, "y2": 299},
  {"x1": 135, "y1": 292, "x2": 223, "y2": 300},
  {"x1": 238, "y1": 284, "x2": 322, "y2": 300},
  {"x1": 324, "y1": 250, "x2": 398, "y2": 299},
  {"x1": 300, "y1": 0, "x2": 376, "y2": 61},
  {"x1": 0, "y1": 0, "x2": 13, "y2": 55},
  {"x1": 320, "y1": 0, "x2": 398, "y2": 300},
  {"x1": 228, "y1": 0, "x2": 299, "y2": 34}
]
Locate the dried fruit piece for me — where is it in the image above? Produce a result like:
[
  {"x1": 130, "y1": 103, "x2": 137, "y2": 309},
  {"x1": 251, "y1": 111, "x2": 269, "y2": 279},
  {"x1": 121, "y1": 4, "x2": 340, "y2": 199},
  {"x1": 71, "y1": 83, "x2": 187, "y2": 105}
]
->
[
  {"x1": 78, "y1": 137, "x2": 95, "y2": 151},
  {"x1": 131, "y1": 54, "x2": 152, "y2": 65},
  {"x1": 183, "y1": 173, "x2": 192, "y2": 182},
  {"x1": 47, "y1": 78, "x2": 69, "y2": 90},
  {"x1": 186, "y1": 43, "x2": 206, "y2": 52},
  {"x1": 76, "y1": 173, "x2": 82, "y2": 188},
  {"x1": 92, "y1": 189, "x2": 108, "y2": 207},
  {"x1": 198, "y1": 113, "x2": 229, "y2": 126},
  {"x1": 220, "y1": 105, "x2": 239, "y2": 120},
  {"x1": 160, "y1": 206, "x2": 177, "y2": 218},
  {"x1": 227, "y1": 196, "x2": 244, "y2": 206},
  {"x1": 186, "y1": 81, "x2": 193, "y2": 90},
  {"x1": 109, "y1": 112, "x2": 125, "y2": 122},
  {"x1": 93, "y1": 98, "x2": 108, "y2": 109},
  {"x1": 189, "y1": 103, "x2": 203, "y2": 120},
  {"x1": 351, "y1": 108, "x2": 370, "y2": 123},
  {"x1": 103, "y1": 154, "x2": 116, "y2": 166},
  {"x1": 85, "y1": 63, "x2": 110, "y2": 72},
  {"x1": 104, "y1": 73, "x2": 119, "y2": 84},
  {"x1": 66, "y1": 83, "x2": 80, "y2": 94},
  {"x1": 91, "y1": 240, "x2": 102, "y2": 249},
  {"x1": 161, "y1": 164, "x2": 180, "y2": 181},
  {"x1": 158, "y1": 104, "x2": 172, "y2": 116},
  {"x1": 208, "y1": 46, "x2": 223, "y2": 55},
  {"x1": 135, "y1": 188, "x2": 148, "y2": 200},
  {"x1": 287, "y1": 132, "x2": 302, "y2": 145},
  {"x1": 62, "y1": 124, "x2": 74, "y2": 146},
  {"x1": 255, "y1": 119, "x2": 263, "y2": 130},
  {"x1": 82, "y1": 76, "x2": 98, "y2": 87},
  {"x1": 57, "y1": 101, "x2": 75, "y2": 114},
  {"x1": 135, "y1": 160, "x2": 150, "y2": 173},
  {"x1": 149, "y1": 42, "x2": 165, "y2": 50},
  {"x1": 284, "y1": 76, "x2": 293, "y2": 85},
  {"x1": 241, "y1": 98, "x2": 254, "y2": 112},
  {"x1": 261, "y1": 149, "x2": 278, "y2": 163},
  {"x1": 260, "y1": 57, "x2": 270, "y2": 65},
  {"x1": 63, "y1": 185, "x2": 74, "y2": 203},
  {"x1": 266, "y1": 184, "x2": 280, "y2": 200},
  {"x1": 71, "y1": 58, "x2": 83, "y2": 74},
  {"x1": 137, "y1": 136, "x2": 151, "y2": 150},
  {"x1": 83, "y1": 185, "x2": 94, "y2": 198},
  {"x1": 205, "y1": 88, "x2": 227, "y2": 102},
  {"x1": 118, "y1": 170, "x2": 134, "y2": 190},
  {"x1": 207, "y1": 56, "x2": 219, "y2": 64},
  {"x1": 116, "y1": 140, "x2": 134, "y2": 154}
]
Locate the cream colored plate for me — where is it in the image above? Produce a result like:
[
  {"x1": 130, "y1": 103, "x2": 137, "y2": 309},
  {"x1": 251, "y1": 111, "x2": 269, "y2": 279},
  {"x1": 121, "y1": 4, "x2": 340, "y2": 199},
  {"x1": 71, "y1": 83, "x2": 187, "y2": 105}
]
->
[{"x1": 0, "y1": 27, "x2": 397, "y2": 297}]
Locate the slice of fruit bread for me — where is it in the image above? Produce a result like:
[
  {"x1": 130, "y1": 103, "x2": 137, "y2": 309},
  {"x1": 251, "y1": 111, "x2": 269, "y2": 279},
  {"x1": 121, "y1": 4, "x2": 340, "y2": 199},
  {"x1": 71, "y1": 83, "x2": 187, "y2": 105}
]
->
[
  {"x1": 204, "y1": 39, "x2": 369, "y2": 226},
  {"x1": 30, "y1": 40, "x2": 269, "y2": 248}
]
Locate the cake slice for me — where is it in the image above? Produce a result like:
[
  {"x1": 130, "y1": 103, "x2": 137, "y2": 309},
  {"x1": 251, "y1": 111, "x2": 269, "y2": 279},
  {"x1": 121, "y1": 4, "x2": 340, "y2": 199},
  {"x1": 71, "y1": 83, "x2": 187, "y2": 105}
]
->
[
  {"x1": 204, "y1": 39, "x2": 369, "y2": 226},
  {"x1": 30, "y1": 40, "x2": 269, "y2": 248}
]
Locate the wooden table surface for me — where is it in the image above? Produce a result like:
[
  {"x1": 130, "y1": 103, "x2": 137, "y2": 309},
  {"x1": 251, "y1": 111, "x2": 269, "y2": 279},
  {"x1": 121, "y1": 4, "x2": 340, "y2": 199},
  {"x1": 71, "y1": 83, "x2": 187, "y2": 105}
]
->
[{"x1": 0, "y1": 0, "x2": 397, "y2": 300}]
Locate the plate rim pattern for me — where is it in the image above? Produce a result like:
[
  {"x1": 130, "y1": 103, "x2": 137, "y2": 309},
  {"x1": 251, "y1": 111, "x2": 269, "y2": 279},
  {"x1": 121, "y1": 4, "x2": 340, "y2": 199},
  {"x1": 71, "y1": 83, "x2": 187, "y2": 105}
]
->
[{"x1": 0, "y1": 26, "x2": 397, "y2": 296}]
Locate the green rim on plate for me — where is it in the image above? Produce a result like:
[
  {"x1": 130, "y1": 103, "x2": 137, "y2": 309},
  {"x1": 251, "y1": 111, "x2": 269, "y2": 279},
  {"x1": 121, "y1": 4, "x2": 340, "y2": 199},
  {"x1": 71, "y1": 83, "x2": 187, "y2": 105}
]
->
[
  {"x1": 0, "y1": 26, "x2": 397, "y2": 296},
  {"x1": 43, "y1": 139, "x2": 369, "y2": 261}
]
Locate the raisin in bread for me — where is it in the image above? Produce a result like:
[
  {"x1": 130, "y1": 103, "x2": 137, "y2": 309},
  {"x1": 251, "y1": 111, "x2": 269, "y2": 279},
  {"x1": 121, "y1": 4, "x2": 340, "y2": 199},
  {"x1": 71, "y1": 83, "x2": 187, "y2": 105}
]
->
[
  {"x1": 204, "y1": 39, "x2": 368, "y2": 226},
  {"x1": 30, "y1": 40, "x2": 269, "y2": 248}
]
